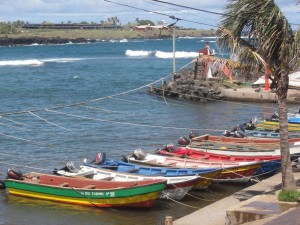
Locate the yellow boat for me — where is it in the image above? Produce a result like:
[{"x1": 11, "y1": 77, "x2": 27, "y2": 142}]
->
[{"x1": 255, "y1": 120, "x2": 300, "y2": 132}]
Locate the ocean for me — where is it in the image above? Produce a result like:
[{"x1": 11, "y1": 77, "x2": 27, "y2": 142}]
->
[{"x1": 0, "y1": 37, "x2": 287, "y2": 225}]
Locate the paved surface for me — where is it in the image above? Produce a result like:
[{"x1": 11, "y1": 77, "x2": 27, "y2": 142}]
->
[
  {"x1": 221, "y1": 87, "x2": 300, "y2": 103},
  {"x1": 173, "y1": 171, "x2": 300, "y2": 225}
]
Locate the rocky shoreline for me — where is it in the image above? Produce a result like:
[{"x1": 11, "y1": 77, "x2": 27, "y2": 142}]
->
[
  {"x1": 0, "y1": 37, "x2": 96, "y2": 46},
  {"x1": 148, "y1": 66, "x2": 227, "y2": 102}
]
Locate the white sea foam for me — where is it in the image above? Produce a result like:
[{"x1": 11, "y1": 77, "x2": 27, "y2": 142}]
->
[
  {"x1": 0, "y1": 59, "x2": 44, "y2": 66},
  {"x1": 155, "y1": 51, "x2": 198, "y2": 58},
  {"x1": 0, "y1": 57, "x2": 86, "y2": 66},
  {"x1": 125, "y1": 50, "x2": 153, "y2": 57},
  {"x1": 119, "y1": 39, "x2": 128, "y2": 43},
  {"x1": 42, "y1": 58, "x2": 84, "y2": 63},
  {"x1": 178, "y1": 36, "x2": 197, "y2": 39}
]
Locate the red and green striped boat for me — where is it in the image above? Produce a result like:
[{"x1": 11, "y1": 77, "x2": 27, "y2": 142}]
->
[{"x1": 5, "y1": 171, "x2": 166, "y2": 208}]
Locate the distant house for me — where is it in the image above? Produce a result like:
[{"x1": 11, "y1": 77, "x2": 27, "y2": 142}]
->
[{"x1": 132, "y1": 25, "x2": 169, "y2": 32}]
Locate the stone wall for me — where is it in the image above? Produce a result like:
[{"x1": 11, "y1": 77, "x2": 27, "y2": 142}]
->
[{"x1": 148, "y1": 62, "x2": 225, "y2": 101}]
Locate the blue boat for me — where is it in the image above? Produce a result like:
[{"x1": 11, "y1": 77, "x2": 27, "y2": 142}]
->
[
  {"x1": 245, "y1": 130, "x2": 300, "y2": 139},
  {"x1": 288, "y1": 117, "x2": 300, "y2": 124},
  {"x1": 254, "y1": 160, "x2": 281, "y2": 176},
  {"x1": 84, "y1": 159, "x2": 222, "y2": 177}
]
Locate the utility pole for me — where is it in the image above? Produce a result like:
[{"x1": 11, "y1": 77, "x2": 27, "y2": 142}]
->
[{"x1": 172, "y1": 27, "x2": 176, "y2": 79}]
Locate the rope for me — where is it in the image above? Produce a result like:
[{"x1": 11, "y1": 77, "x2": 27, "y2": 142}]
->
[
  {"x1": 29, "y1": 111, "x2": 72, "y2": 131},
  {"x1": 46, "y1": 109, "x2": 227, "y2": 132},
  {"x1": 0, "y1": 116, "x2": 30, "y2": 127},
  {"x1": 162, "y1": 79, "x2": 169, "y2": 106},
  {"x1": 163, "y1": 195, "x2": 200, "y2": 209},
  {"x1": 82, "y1": 105, "x2": 125, "y2": 114},
  {"x1": 184, "y1": 191, "x2": 215, "y2": 201},
  {"x1": 0, "y1": 161, "x2": 51, "y2": 171},
  {"x1": 0, "y1": 122, "x2": 33, "y2": 131}
]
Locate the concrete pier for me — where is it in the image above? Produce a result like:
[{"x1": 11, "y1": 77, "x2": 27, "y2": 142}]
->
[
  {"x1": 173, "y1": 171, "x2": 300, "y2": 225},
  {"x1": 221, "y1": 87, "x2": 300, "y2": 104}
]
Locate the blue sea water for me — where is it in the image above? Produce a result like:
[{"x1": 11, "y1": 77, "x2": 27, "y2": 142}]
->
[{"x1": 0, "y1": 37, "x2": 285, "y2": 225}]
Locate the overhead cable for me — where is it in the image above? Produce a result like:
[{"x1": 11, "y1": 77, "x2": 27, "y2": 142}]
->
[{"x1": 103, "y1": 0, "x2": 217, "y2": 27}]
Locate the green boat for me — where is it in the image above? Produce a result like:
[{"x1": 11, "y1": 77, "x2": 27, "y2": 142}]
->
[{"x1": 5, "y1": 171, "x2": 166, "y2": 208}]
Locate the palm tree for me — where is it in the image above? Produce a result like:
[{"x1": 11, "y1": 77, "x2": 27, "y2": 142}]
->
[{"x1": 217, "y1": 0, "x2": 300, "y2": 190}]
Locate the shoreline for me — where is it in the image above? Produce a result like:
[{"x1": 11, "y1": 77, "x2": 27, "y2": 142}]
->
[{"x1": 0, "y1": 28, "x2": 215, "y2": 46}]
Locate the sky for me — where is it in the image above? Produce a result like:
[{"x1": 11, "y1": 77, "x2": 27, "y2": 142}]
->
[{"x1": 0, "y1": 0, "x2": 298, "y2": 29}]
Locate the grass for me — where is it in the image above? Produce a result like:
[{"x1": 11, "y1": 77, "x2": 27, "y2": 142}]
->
[
  {"x1": 0, "y1": 28, "x2": 216, "y2": 40},
  {"x1": 278, "y1": 189, "x2": 300, "y2": 202}
]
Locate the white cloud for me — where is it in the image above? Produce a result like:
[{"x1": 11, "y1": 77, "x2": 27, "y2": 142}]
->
[{"x1": 0, "y1": 0, "x2": 297, "y2": 28}]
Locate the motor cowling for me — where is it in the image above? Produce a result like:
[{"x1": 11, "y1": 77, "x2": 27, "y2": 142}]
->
[
  {"x1": 177, "y1": 136, "x2": 190, "y2": 146},
  {"x1": 0, "y1": 180, "x2": 5, "y2": 189},
  {"x1": 95, "y1": 152, "x2": 107, "y2": 165},
  {"x1": 189, "y1": 131, "x2": 199, "y2": 139},
  {"x1": 7, "y1": 168, "x2": 23, "y2": 180},
  {"x1": 163, "y1": 144, "x2": 178, "y2": 153},
  {"x1": 132, "y1": 149, "x2": 146, "y2": 160}
]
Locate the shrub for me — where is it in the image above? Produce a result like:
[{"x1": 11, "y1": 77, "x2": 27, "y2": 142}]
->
[{"x1": 278, "y1": 189, "x2": 300, "y2": 202}]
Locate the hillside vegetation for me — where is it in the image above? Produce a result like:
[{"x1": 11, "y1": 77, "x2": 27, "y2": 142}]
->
[{"x1": 0, "y1": 28, "x2": 215, "y2": 40}]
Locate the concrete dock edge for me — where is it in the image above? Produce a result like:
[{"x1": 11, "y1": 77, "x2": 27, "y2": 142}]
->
[{"x1": 173, "y1": 172, "x2": 300, "y2": 225}]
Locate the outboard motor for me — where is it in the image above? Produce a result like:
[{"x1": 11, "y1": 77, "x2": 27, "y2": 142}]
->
[
  {"x1": 94, "y1": 152, "x2": 107, "y2": 165},
  {"x1": 0, "y1": 180, "x2": 5, "y2": 189},
  {"x1": 7, "y1": 168, "x2": 23, "y2": 180},
  {"x1": 132, "y1": 149, "x2": 146, "y2": 160},
  {"x1": 177, "y1": 136, "x2": 190, "y2": 146},
  {"x1": 223, "y1": 130, "x2": 231, "y2": 137},
  {"x1": 269, "y1": 112, "x2": 279, "y2": 122},
  {"x1": 244, "y1": 121, "x2": 256, "y2": 130},
  {"x1": 162, "y1": 144, "x2": 178, "y2": 153},
  {"x1": 189, "y1": 131, "x2": 199, "y2": 139},
  {"x1": 234, "y1": 130, "x2": 245, "y2": 138},
  {"x1": 65, "y1": 161, "x2": 79, "y2": 173}
]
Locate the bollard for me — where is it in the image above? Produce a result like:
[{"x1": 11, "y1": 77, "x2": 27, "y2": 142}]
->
[{"x1": 165, "y1": 216, "x2": 173, "y2": 225}]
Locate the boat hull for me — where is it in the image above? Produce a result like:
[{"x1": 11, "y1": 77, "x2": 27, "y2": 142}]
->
[
  {"x1": 5, "y1": 173, "x2": 166, "y2": 208},
  {"x1": 56, "y1": 166, "x2": 199, "y2": 200}
]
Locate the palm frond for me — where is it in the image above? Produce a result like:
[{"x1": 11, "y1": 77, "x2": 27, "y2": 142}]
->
[{"x1": 218, "y1": 0, "x2": 299, "y2": 78}]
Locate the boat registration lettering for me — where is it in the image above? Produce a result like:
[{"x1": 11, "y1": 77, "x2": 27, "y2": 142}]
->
[{"x1": 79, "y1": 191, "x2": 115, "y2": 197}]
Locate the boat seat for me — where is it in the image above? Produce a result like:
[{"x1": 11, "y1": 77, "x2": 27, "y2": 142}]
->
[
  {"x1": 99, "y1": 176, "x2": 114, "y2": 181},
  {"x1": 165, "y1": 162, "x2": 176, "y2": 166},
  {"x1": 152, "y1": 171, "x2": 166, "y2": 176},
  {"x1": 124, "y1": 168, "x2": 139, "y2": 173},
  {"x1": 82, "y1": 184, "x2": 96, "y2": 189},
  {"x1": 199, "y1": 156, "x2": 209, "y2": 159},
  {"x1": 59, "y1": 182, "x2": 69, "y2": 187}
]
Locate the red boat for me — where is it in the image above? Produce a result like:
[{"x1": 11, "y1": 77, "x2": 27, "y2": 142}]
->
[{"x1": 157, "y1": 146, "x2": 281, "y2": 162}]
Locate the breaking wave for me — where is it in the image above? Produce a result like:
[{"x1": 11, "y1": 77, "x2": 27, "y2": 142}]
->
[
  {"x1": 0, "y1": 59, "x2": 44, "y2": 66},
  {"x1": 125, "y1": 50, "x2": 198, "y2": 58},
  {"x1": 0, "y1": 58, "x2": 86, "y2": 66},
  {"x1": 125, "y1": 50, "x2": 154, "y2": 57},
  {"x1": 155, "y1": 51, "x2": 198, "y2": 58}
]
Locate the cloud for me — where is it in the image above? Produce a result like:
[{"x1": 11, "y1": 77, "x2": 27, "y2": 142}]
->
[{"x1": 0, "y1": 0, "x2": 297, "y2": 28}]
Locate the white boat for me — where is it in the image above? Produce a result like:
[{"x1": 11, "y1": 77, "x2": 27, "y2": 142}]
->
[
  {"x1": 54, "y1": 163, "x2": 201, "y2": 200},
  {"x1": 252, "y1": 71, "x2": 300, "y2": 89}
]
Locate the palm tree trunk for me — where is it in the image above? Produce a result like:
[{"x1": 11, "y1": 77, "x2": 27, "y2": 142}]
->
[{"x1": 277, "y1": 73, "x2": 296, "y2": 190}]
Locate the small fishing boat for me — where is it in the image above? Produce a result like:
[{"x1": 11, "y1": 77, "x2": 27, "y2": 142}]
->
[
  {"x1": 255, "y1": 121, "x2": 300, "y2": 132},
  {"x1": 156, "y1": 146, "x2": 281, "y2": 176},
  {"x1": 124, "y1": 150, "x2": 263, "y2": 183},
  {"x1": 288, "y1": 117, "x2": 300, "y2": 124},
  {"x1": 83, "y1": 154, "x2": 222, "y2": 190},
  {"x1": 5, "y1": 169, "x2": 166, "y2": 208},
  {"x1": 245, "y1": 130, "x2": 300, "y2": 139},
  {"x1": 188, "y1": 134, "x2": 300, "y2": 158},
  {"x1": 191, "y1": 134, "x2": 300, "y2": 145},
  {"x1": 54, "y1": 162, "x2": 201, "y2": 200}
]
